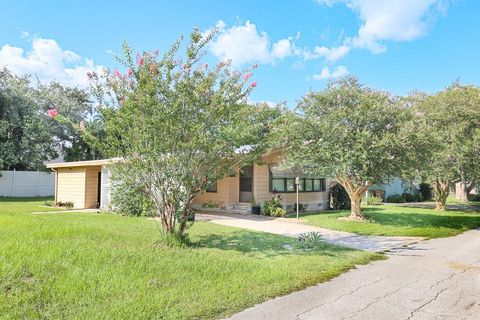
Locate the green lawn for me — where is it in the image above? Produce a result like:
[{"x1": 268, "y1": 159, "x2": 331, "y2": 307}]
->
[
  {"x1": 0, "y1": 198, "x2": 382, "y2": 320},
  {"x1": 296, "y1": 204, "x2": 480, "y2": 238},
  {"x1": 446, "y1": 195, "x2": 480, "y2": 206}
]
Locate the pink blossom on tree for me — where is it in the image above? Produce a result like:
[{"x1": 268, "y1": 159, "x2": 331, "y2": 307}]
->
[
  {"x1": 243, "y1": 73, "x2": 252, "y2": 81},
  {"x1": 250, "y1": 81, "x2": 257, "y2": 88},
  {"x1": 138, "y1": 56, "x2": 145, "y2": 67},
  {"x1": 79, "y1": 120, "x2": 86, "y2": 132},
  {"x1": 114, "y1": 68, "x2": 122, "y2": 79},
  {"x1": 47, "y1": 108, "x2": 59, "y2": 118}
]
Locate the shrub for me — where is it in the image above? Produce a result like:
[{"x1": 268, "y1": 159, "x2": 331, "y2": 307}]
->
[
  {"x1": 366, "y1": 196, "x2": 383, "y2": 206},
  {"x1": 110, "y1": 177, "x2": 156, "y2": 217},
  {"x1": 402, "y1": 193, "x2": 416, "y2": 202},
  {"x1": 468, "y1": 194, "x2": 480, "y2": 202},
  {"x1": 202, "y1": 201, "x2": 221, "y2": 209},
  {"x1": 329, "y1": 183, "x2": 351, "y2": 210},
  {"x1": 419, "y1": 183, "x2": 432, "y2": 201},
  {"x1": 264, "y1": 195, "x2": 283, "y2": 216},
  {"x1": 293, "y1": 203, "x2": 306, "y2": 213},
  {"x1": 413, "y1": 193, "x2": 424, "y2": 202},
  {"x1": 386, "y1": 194, "x2": 405, "y2": 203},
  {"x1": 269, "y1": 207, "x2": 286, "y2": 217},
  {"x1": 297, "y1": 232, "x2": 324, "y2": 249},
  {"x1": 56, "y1": 201, "x2": 74, "y2": 209}
]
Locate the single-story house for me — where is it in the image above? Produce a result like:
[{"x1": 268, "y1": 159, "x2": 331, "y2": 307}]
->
[
  {"x1": 193, "y1": 149, "x2": 330, "y2": 212},
  {"x1": 47, "y1": 150, "x2": 331, "y2": 212}
]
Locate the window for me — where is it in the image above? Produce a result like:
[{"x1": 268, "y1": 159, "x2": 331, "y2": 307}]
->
[
  {"x1": 286, "y1": 179, "x2": 295, "y2": 192},
  {"x1": 269, "y1": 165, "x2": 326, "y2": 193},
  {"x1": 206, "y1": 182, "x2": 217, "y2": 193},
  {"x1": 313, "y1": 179, "x2": 326, "y2": 192},
  {"x1": 272, "y1": 179, "x2": 285, "y2": 192},
  {"x1": 305, "y1": 179, "x2": 313, "y2": 192}
]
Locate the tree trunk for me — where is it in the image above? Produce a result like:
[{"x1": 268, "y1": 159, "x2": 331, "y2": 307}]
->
[
  {"x1": 433, "y1": 178, "x2": 449, "y2": 211},
  {"x1": 455, "y1": 181, "x2": 469, "y2": 202},
  {"x1": 349, "y1": 194, "x2": 364, "y2": 220},
  {"x1": 336, "y1": 176, "x2": 371, "y2": 220}
]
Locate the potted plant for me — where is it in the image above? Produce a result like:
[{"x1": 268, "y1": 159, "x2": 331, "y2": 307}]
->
[{"x1": 251, "y1": 197, "x2": 261, "y2": 215}]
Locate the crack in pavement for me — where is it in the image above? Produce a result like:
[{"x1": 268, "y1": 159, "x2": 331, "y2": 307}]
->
[
  {"x1": 343, "y1": 276, "x2": 422, "y2": 320},
  {"x1": 295, "y1": 277, "x2": 385, "y2": 319},
  {"x1": 405, "y1": 287, "x2": 449, "y2": 320},
  {"x1": 403, "y1": 259, "x2": 480, "y2": 320}
]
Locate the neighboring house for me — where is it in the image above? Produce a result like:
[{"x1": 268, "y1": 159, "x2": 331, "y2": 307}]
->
[
  {"x1": 47, "y1": 149, "x2": 331, "y2": 212},
  {"x1": 368, "y1": 178, "x2": 418, "y2": 200},
  {"x1": 453, "y1": 180, "x2": 479, "y2": 200}
]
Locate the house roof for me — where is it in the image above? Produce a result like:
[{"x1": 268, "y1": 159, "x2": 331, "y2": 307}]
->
[{"x1": 46, "y1": 158, "x2": 120, "y2": 169}]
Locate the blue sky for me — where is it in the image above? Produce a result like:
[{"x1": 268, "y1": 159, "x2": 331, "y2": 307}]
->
[{"x1": 1, "y1": 0, "x2": 479, "y2": 107}]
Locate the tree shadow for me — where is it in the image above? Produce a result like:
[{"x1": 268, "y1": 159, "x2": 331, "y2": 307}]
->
[
  {"x1": 191, "y1": 229, "x2": 357, "y2": 258},
  {"x1": 361, "y1": 207, "x2": 480, "y2": 230}
]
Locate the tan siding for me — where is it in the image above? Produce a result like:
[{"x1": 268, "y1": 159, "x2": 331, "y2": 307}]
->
[
  {"x1": 85, "y1": 166, "x2": 101, "y2": 208},
  {"x1": 228, "y1": 171, "x2": 240, "y2": 204},
  {"x1": 193, "y1": 177, "x2": 232, "y2": 208},
  {"x1": 56, "y1": 167, "x2": 86, "y2": 209},
  {"x1": 254, "y1": 150, "x2": 329, "y2": 210}
]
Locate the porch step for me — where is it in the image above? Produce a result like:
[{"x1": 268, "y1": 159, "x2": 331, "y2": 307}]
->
[{"x1": 233, "y1": 203, "x2": 252, "y2": 213}]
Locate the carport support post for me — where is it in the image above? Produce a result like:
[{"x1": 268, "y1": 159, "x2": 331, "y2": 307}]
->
[{"x1": 295, "y1": 176, "x2": 299, "y2": 219}]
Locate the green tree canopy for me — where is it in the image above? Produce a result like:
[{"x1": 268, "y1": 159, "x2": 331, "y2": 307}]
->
[
  {"x1": 413, "y1": 82, "x2": 480, "y2": 209},
  {"x1": 0, "y1": 68, "x2": 102, "y2": 170},
  {"x1": 280, "y1": 77, "x2": 427, "y2": 220},
  {"x1": 0, "y1": 69, "x2": 56, "y2": 170}
]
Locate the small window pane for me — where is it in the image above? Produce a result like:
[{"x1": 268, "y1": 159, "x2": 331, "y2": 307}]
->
[
  {"x1": 298, "y1": 178, "x2": 304, "y2": 191},
  {"x1": 313, "y1": 179, "x2": 321, "y2": 191},
  {"x1": 272, "y1": 179, "x2": 285, "y2": 192},
  {"x1": 287, "y1": 179, "x2": 295, "y2": 192},
  {"x1": 206, "y1": 182, "x2": 217, "y2": 192},
  {"x1": 305, "y1": 179, "x2": 313, "y2": 191}
]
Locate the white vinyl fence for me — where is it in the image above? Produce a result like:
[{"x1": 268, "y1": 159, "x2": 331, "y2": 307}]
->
[{"x1": 0, "y1": 170, "x2": 55, "y2": 197}]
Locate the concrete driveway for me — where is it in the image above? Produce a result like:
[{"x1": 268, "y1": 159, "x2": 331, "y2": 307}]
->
[
  {"x1": 228, "y1": 228, "x2": 480, "y2": 320},
  {"x1": 197, "y1": 212, "x2": 422, "y2": 252}
]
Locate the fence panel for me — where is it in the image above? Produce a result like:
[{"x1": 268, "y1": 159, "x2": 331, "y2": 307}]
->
[{"x1": 0, "y1": 170, "x2": 54, "y2": 197}]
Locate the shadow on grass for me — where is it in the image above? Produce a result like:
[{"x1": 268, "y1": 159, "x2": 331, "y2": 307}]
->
[
  {"x1": 391, "y1": 202, "x2": 480, "y2": 212},
  {"x1": 191, "y1": 229, "x2": 357, "y2": 258},
  {"x1": 301, "y1": 206, "x2": 480, "y2": 231},
  {"x1": 363, "y1": 209, "x2": 480, "y2": 230}
]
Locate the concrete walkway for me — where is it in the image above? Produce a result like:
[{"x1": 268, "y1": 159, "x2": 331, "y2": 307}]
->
[
  {"x1": 228, "y1": 228, "x2": 480, "y2": 320},
  {"x1": 196, "y1": 212, "x2": 422, "y2": 252}
]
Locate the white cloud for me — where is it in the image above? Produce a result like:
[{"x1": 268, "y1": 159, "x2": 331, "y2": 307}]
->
[
  {"x1": 312, "y1": 65, "x2": 349, "y2": 80},
  {"x1": 317, "y1": 0, "x2": 449, "y2": 54},
  {"x1": 303, "y1": 44, "x2": 350, "y2": 62},
  {"x1": 209, "y1": 21, "x2": 298, "y2": 66},
  {"x1": 272, "y1": 39, "x2": 294, "y2": 60},
  {"x1": 0, "y1": 37, "x2": 104, "y2": 88}
]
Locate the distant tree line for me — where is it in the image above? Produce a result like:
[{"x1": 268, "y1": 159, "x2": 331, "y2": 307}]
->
[{"x1": 0, "y1": 68, "x2": 103, "y2": 171}]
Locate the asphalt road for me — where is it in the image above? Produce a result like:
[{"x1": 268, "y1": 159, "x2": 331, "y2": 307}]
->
[{"x1": 228, "y1": 228, "x2": 480, "y2": 320}]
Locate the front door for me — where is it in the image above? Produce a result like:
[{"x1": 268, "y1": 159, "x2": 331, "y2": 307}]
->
[
  {"x1": 239, "y1": 165, "x2": 253, "y2": 202},
  {"x1": 97, "y1": 172, "x2": 101, "y2": 208}
]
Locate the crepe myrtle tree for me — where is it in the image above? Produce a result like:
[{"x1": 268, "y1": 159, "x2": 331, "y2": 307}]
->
[
  {"x1": 281, "y1": 77, "x2": 426, "y2": 220},
  {"x1": 413, "y1": 83, "x2": 480, "y2": 209},
  {"x1": 86, "y1": 28, "x2": 280, "y2": 238}
]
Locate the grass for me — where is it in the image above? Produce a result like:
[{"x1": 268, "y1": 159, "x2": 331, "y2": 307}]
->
[
  {"x1": 446, "y1": 195, "x2": 480, "y2": 206},
  {"x1": 296, "y1": 204, "x2": 480, "y2": 238},
  {"x1": 0, "y1": 197, "x2": 382, "y2": 320}
]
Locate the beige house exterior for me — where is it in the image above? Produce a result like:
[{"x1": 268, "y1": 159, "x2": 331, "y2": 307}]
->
[
  {"x1": 193, "y1": 149, "x2": 330, "y2": 212},
  {"x1": 47, "y1": 159, "x2": 112, "y2": 209},
  {"x1": 47, "y1": 150, "x2": 330, "y2": 212}
]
